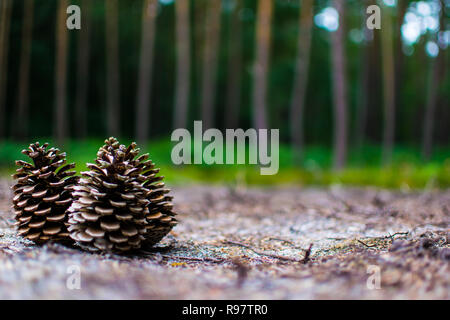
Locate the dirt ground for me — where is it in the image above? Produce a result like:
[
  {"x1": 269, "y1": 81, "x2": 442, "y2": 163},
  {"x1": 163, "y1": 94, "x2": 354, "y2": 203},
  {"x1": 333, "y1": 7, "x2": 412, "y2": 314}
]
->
[{"x1": 0, "y1": 179, "x2": 448, "y2": 299}]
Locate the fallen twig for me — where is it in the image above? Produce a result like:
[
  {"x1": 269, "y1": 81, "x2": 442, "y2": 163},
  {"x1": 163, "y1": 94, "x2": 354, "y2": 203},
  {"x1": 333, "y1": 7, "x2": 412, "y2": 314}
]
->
[
  {"x1": 301, "y1": 243, "x2": 313, "y2": 264},
  {"x1": 357, "y1": 231, "x2": 409, "y2": 248},
  {"x1": 383, "y1": 231, "x2": 409, "y2": 240},
  {"x1": 357, "y1": 239, "x2": 378, "y2": 248},
  {"x1": 224, "y1": 240, "x2": 312, "y2": 263},
  {"x1": 163, "y1": 254, "x2": 225, "y2": 263},
  {"x1": 225, "y1": 240, "x2": 300, "y2": 262},
  {"x1": 142, "y1": 251, "x2": 226, "y2": 264}
]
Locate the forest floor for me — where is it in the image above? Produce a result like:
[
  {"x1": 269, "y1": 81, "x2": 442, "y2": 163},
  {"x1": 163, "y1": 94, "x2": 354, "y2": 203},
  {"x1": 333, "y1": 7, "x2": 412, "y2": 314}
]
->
[{"x1": 0, "y1": 179, "x2": 448, "y2": 299}]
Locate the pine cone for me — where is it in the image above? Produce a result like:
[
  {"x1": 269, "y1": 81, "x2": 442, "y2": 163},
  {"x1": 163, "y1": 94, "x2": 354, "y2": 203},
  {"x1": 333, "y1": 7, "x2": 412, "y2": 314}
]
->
[
  {"x1": 68, "y1": 137, "x2": 178, "y2": 252},
  {"x1": 12, "y1": 142, "x2": 78, "y2": 243}
]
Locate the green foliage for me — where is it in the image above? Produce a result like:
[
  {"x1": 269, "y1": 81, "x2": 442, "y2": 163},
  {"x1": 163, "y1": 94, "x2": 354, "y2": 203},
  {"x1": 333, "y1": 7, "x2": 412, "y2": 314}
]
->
[{"x1": 1, "y1": 139, "x2": 449, "y2": 189}]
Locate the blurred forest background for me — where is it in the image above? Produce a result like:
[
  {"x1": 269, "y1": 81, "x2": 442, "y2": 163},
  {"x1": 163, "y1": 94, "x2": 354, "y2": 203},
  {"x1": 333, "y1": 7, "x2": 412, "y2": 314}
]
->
[{"x1": 0, "y1": 0, "x2": 449, "y2": 187}]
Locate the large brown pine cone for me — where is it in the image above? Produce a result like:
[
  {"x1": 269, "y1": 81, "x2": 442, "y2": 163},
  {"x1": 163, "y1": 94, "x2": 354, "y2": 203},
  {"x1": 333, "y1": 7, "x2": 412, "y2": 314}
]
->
[
  {"x1": 67, "y1": 137, "x2": 178, "y2": 252},
  {"x1": 12, "y1": 142, "x2": 78, "y2": 243}
]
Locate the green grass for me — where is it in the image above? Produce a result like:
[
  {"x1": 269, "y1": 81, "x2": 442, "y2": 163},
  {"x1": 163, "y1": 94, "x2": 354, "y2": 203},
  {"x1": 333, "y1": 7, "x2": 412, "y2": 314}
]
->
[{"x1": 1, "y1": 138, "x2": 450, "y2": 189}]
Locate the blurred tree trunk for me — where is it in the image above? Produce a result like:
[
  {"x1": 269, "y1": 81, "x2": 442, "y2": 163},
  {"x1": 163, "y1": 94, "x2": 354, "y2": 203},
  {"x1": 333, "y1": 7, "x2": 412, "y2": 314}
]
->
[
  {"x1": 381, "y1": 3, "x2": 395, "y2": 165},
  {"x1": 289, "y1": 0, "x2": 314, "y2": 162},
  {"x1": 330, "y1": 0, "x2": 348, "y2": 170},
  {"x1": 354, "y1": 0, "x2": 373, "y2": 150},
  {"x1": 354, "y1": 26, "x2": 371, "y2": 150},
  {"x1": 173, "y1": 0, "x2": 191, "y2": 129},
  {"x1": 136, "y1": 0, "x2": 157, "y2": 141},
  {"x1": 200, "y1": 0, "x2": 221, "y2": 129},
  {"x1": 75, "y1": 0, "x2": 91, "y2": 139},
  {"x1": 194, "y1": 0, "x2": 205, "y2": 81},
  {"x1": 436, "y1": 38, "x2": 449, "y2": 144},
  {"x1": 55, "y1": 0, "x2": 69, "y2": 143},
  {"x1": 14, "y1": 0, "x2": 34, "y2": 140},
  {"x1": 225, "y1": 0, "x2": 243, "y2": 129},
  {"x1": 253, "y1": 0, "x2": 272, "y2": 130},
  {"x1": 422, "y1": 0, "x2": 445, "y2": 161},
  {"x1": 0, "y1": 0, "x2": 12, "y2": 138},
  {"x1": 414, "y1": 37, "x2": 427, "y2": 137},
  {"x1": 365, "y1": 21, "x2": 382, "y2": 143},
  {"x1": 105, "y1": 0, "x2": 120, "y2": 137},
  {"x1": 394, "y1": 0, "x2": 407, "y2": 114}
]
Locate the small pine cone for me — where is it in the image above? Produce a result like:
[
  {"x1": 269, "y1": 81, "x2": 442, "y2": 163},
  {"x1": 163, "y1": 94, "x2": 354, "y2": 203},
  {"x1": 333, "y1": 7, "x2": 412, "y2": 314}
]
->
[
  {"x1": 68, "y1": 137, "x2": 178, "y2": 252},
  {"x1": 12, "y1": 142, "x2": 78, "y2": 243}
]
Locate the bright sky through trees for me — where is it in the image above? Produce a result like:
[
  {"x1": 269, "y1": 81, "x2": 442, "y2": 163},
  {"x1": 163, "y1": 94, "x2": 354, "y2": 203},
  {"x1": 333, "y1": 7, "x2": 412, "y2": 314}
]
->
[
  {"x1": 402, "y1": 1, "x2": 441, "y2": 45},
  {"x1": 314, "y1": 7, "x2": 339, "y2": 32},
  {"x1": 314, "y1": 0, "x2": 447, "y2": 58}
]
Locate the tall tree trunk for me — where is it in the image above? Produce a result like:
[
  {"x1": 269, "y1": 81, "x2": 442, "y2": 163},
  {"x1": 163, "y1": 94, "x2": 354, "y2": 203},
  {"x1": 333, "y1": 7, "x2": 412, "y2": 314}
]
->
[
  {"x1": 365, "y1": 19, "x2": 381, "y2": 143},
  {"x1": 354, "y1": 27, "x2": 371, "y2": 150},
  {"x1": 436, "y1": 36, "x2": 449, "y2": 144},
  {"x1": 14, "y1": 0, "x2": 34, "y2": 140},
  {"x1": 136, "y1": 0, "x2": 157, "y2": 142},
  {"x1": 290, "y1": 0, "x2": 314, "y2": 161},
  {"x1": 224, "y1": 0, "x2": 243, "y2": 129},
  {"x1": 253, "y1": 0, "x2": 273, "y2": 130},
  {"x1": 0, "y1": 0, "x2": 12, "y2": 138},
  {"x1": 194, "y1": 0, "x2": 206, "y2": 80},
  {"x1": 173, "y1": 0, "x2": 191, "y2": 129},
  {"x1": 394, "y1": 0, "x2": 407, "y2": 115},
  {"x1": 330, "y1": 0, "x2": 348, "y2": 170},
  {"x1": 422, "y1": 0, "x2": 445, "y2": 160},
  {"x1": 381, "y1": 3, "x2": 395, "y2": 165},
  {"x1": 354, "y1": 0, "x2": 373, "y2": 150},
  {"x1": 75, "y1": 0, "x2": 91, "y2": 139},
  {"x1": 105, "y1": 0, "x2": 120, "y2": 137},
  {"x1": 414, "y1": 37, "x2": 427, "y2": 140},
  {"x1": 55, "y1": 0, "x2": 69, "y2": 143},
  {"x1": 200, "y1": 0, "x2": 221, "y2": 129}
]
